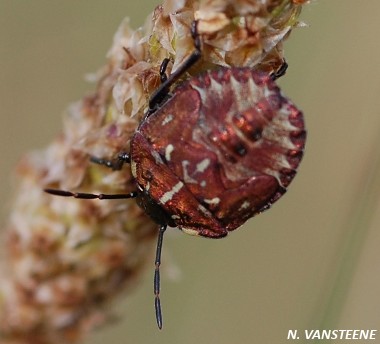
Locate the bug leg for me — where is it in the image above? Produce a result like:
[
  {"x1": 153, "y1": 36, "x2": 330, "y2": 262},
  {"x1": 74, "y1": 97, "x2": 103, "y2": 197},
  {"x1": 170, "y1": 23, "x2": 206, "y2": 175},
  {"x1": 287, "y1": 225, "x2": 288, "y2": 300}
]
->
[
  {"x1": 150, "y1": 58, "x2": 172, "y2": 108},
  {"x1": 90, "y1": 152, "x2": 130, "y2": 170},
  {"x1": 270, "y1": 60, "x2": 288, "y2": 81},
  {"x1": 44, "y1": 188, "x2": 137, "y2": 200},
  {"x1": 154, "y1": 224, "x2": 167, "y2": 330},
  {"x1": 148, "y1": 20, "x2": 202, "y2": 112},
  {"x1": 159, "y1": 58, "x2": 170, "y2": 84}
]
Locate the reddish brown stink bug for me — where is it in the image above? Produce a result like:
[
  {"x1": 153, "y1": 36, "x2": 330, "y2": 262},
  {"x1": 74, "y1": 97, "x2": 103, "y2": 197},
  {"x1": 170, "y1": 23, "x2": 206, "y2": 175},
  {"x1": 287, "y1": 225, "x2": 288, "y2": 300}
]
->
[{"x1": 45, "y1": 21, "x2": 306, "y2": 329}]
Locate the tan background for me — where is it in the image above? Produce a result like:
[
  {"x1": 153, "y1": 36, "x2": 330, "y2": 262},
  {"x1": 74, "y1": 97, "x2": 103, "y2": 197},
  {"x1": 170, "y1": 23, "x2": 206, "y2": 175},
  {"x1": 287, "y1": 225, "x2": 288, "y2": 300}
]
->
[{"x1": 1, "y1": 1, "x2": 380, "y2": 343}]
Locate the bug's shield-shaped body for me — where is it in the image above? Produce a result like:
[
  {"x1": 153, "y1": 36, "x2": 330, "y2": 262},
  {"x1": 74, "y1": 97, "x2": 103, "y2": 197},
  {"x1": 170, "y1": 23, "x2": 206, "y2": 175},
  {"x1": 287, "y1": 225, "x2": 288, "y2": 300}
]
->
[{"x1": 130, "y1": 67, "x2": 306, "y2": 238}]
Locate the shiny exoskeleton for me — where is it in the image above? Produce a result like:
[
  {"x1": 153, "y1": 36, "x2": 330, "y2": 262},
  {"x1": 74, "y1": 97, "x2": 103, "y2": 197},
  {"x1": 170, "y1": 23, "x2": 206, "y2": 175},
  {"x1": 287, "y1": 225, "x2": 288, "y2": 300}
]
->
[{"x1": 45, "y1": 21, "x2": 306, "y2": 329}]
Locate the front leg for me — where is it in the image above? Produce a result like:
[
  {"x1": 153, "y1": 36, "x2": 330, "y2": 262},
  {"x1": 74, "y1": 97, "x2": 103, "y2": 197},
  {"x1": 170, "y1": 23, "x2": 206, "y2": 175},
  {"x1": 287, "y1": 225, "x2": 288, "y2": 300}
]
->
[
  {"x1": 90, "y1": 152, "x2": 130, "y2": 170},
  {"x1": 148, "y1": 20, "x2": 202, "y2": 112},
  {"x1": 270, "y1": 60, "x2": 288, "y2": 81}
]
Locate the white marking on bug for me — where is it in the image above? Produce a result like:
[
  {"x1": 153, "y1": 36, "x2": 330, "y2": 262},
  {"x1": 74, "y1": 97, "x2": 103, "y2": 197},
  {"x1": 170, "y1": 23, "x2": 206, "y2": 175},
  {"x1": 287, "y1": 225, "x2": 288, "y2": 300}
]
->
[
  {"x1": 262, "y1": 125, "x2": 296, "y2": 149},
  {"x1": 152, "y1": 150, "x2": 164, "y2": 165},
  {"x1": 247, "y1": 76, "x2": 261, "y2": 105},
  {"x1": 171, "y1": 215, "x2": 180, "y2": 220},
  {"x1": 197, "y1": 204, "x2": 213, "y2": 218},
  {"x1": 262, "y1": 153, "x2": 292, "y2": 176},
  {"x1": 159, "y1": 181, "x2": 184, "y2": 205},
  {"x1": 165, "y1": 144, "x2": 174, "y2": 161},
  {"x1": 229, "y1": 75, "x2": 244, "y2": 109},
  {"x1": 145, "y1": 181, "x2": 151, "y2": 191},
  {"x1": 204, "y1": 197, "x2": 220, "y2": 205},
  {"x1": 182, "y1": 160, "x2": 197, "y2": 183},
  {"x1": 263, "y1": 84, "x2": 272, "y2": 99},
  {"x1": 189, "y1": 83, "x2": 207, "y2": 104},
  {"x1": 130, "y1": 159, "x2": 137, "y2": 178},
  {"x1": 182, "y1": 228, "x2": 199, "y2": 236},
  {"x1": 200, "y1": 180, "x2": 207, "y2": 187},
  {"x1": 196, "y1": 158, "x2": 210, "y2": 173},
  {"x1": 217, "y1": 69, "x2": 224, "y2": 79},
  {"x1": 278, "y1": 155, "x2": 292, "y2": 169},
  {"x1": 263, "y1": 169, "x2": 283, "y2": 186},
  {"x1": 239, "y1": 201, "x2": 251, "y2": 211},
  {"x1": 209, "y1": 76, "x2": 224, "y2": 98},
  {"x1": 162, "y1": 114, "x2": 174, "y2": 126}
]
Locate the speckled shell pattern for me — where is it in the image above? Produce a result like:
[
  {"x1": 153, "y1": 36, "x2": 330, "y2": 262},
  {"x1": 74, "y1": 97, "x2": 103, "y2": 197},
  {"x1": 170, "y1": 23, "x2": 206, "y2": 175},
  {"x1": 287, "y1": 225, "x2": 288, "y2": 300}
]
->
[{"x1": 130, "y1": 67, "x2": 306, "y2": 238}]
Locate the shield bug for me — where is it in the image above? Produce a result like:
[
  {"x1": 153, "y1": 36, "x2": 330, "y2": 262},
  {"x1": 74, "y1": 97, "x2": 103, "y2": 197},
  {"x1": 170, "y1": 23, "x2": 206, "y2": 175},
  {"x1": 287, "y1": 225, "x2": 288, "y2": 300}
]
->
[{"x1": 45, "y1": 21, "x2": 306, "y2": 329}]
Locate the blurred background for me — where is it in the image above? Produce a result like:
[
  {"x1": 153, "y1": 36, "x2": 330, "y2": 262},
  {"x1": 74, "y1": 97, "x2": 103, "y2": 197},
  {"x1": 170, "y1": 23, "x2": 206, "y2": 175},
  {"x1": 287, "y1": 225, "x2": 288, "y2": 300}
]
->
[{"x1": 1, "y1": 1, "x2": 380, "y2": 343}]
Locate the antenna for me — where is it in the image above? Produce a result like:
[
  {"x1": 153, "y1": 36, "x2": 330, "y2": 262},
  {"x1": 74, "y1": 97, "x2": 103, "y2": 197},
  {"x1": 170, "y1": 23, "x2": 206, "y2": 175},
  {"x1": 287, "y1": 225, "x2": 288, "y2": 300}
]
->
[{"x1": 154, "y1": 225, "x2": 167, "y2": 329}]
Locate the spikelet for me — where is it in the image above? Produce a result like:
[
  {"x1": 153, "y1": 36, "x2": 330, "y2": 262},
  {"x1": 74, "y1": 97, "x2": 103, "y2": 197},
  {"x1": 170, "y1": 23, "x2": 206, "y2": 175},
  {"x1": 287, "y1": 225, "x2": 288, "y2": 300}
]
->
[{"x1": 0, "y1": 0, "x2": 307, "y2": 343}]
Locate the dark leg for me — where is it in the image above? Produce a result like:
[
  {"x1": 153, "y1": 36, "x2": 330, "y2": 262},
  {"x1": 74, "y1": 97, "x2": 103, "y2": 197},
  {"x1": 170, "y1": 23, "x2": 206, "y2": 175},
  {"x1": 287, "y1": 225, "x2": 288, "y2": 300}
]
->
[
  {"x1": 45, "y1": 188, "x2": 137, "y2": 200},
  {"x1": 149, "y1": 58, "x2": 172, "y2": 109},
  {"x1": 148, "y1": 20, "x2": 202, "y2": 112},
  {"x1": 90, "y1": 152, "x2": 130, "y2": 171},
  {"x1": 159, "y1": 58, "x2": 170, "y2": 83},
  {"x1": 154, "y1": 224, "x2": 167, "y2": 330},
  {"x1": 270, "y1": 60, "x2": 288, "y2": 81}
]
